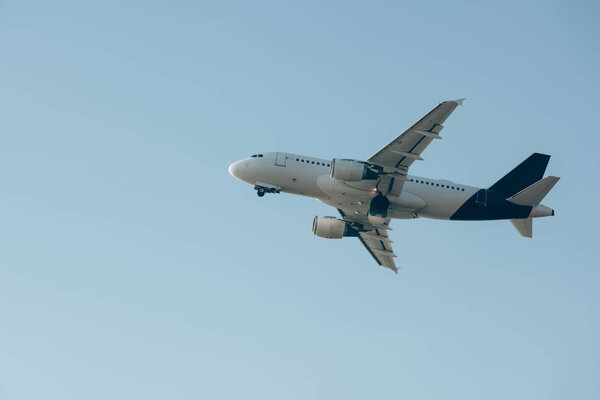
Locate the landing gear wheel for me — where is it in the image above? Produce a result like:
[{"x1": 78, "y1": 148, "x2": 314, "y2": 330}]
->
[{"x1": 257, "y1": 188, "x2": 265, "y2": 197}]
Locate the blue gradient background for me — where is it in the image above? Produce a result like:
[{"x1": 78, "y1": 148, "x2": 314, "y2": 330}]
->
[{"x1": 1, "y1": 1, "x2": 598, "y2": 399}]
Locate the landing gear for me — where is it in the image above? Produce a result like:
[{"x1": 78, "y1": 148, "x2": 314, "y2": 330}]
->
[{"x1": 254, "y1": 183, "x2": 281, "y2": 198}]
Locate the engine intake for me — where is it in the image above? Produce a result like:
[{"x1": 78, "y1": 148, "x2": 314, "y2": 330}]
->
[
  {"x1": 330, "y1": 159, "x2": 378, "y2": 182},
  {"x1": 312, "y1": 216, "x2": 359, "y2": 239}
]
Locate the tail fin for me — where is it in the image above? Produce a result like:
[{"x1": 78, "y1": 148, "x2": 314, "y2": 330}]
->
[
  {"x1": 506, "y1": 176, "x2": 560, "y2": 207},
  {"x1": 507, "y1": 175, "x2": 559, "y2": 238},
  {"x1": 489, "y1": 153, "x2": 550, "y2": 196},
  {"x1": 510, "y1": 218, "x2": 532, "y2": 238}
]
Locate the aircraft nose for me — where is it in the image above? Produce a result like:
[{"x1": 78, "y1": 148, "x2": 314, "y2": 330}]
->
[
  {"x1": 229, "y1": 160, "x2": 251, "y2": 182},
  {"x1": 228, "y1": 161, "x2": 242, "y2": 179}
]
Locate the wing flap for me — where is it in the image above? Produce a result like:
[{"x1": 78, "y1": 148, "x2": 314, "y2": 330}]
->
[
  {"x1": 337, "y1": 209, "x2": 398, "y2": 273},
  {"x1": 367, "y1": 99, "x2": 463, "y2": 197},
  {"x1": 358, "y1": 229, "x2": 398, "y2": 273}
]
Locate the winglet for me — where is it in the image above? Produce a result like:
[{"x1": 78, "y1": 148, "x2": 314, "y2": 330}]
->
[{"x1": 452, "y1": 98, "x2": 466, "y2": 106}]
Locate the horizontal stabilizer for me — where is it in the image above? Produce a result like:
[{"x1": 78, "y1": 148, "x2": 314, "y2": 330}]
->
[
  {"x1": 506, "y1": 176, "x2": 560, "y2": 207},
  {"x1": 510, "y1": 218, "x2": 533, "y2": 238}
]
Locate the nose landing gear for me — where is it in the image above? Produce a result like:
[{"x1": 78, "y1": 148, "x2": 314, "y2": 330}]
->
[{"x1": 254, "y1": 182, "x2": 281, "y2": 198}]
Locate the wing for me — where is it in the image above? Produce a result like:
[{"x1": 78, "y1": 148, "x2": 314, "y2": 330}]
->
[
  {"x1": 368, "y1": 98, "x2": 465, "y2": 176},
  {"x1": 358, "y1": 228, "x2": 397, "y2": 273},
  {"x1": 338, "y1": 209, "x2": 398, "y2": 273}
]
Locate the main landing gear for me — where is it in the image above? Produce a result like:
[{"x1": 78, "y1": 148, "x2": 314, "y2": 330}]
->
[{"x1": 257, "y1": 188, "x2": 265, "y2": 197}]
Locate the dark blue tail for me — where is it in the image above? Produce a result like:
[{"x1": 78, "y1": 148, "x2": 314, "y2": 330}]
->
[{"x1": 488, "y1": 153, "x2": 550, "y2": 196}]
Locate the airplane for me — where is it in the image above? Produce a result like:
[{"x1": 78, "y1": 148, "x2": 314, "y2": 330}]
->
[{"x1": 228, "y1": 99, "x2": 559, "y2": 273}]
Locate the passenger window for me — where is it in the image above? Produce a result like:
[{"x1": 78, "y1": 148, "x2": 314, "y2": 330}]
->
[{"x1": 296, "y1": 158, "x2": 299, "y2": 161}]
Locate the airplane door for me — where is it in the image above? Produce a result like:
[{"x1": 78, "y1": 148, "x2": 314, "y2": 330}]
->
[
  {"x1": 475, "y1": 189, "x2": 488, "y2": 206},
  {"x1": 275, "y1": 152, "x2": 287, "y2": 167}
]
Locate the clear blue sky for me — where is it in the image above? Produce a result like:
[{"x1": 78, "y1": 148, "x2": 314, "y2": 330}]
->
[{"x1": 1, "y1": 1, "x2": 598, "y2": 399}]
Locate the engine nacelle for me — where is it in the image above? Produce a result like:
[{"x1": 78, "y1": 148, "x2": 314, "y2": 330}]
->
[
  {"x1": 330, "y1": 159, "x2": 378, "y2": 182},
  {"x1": 312, "y1": 216, "x2": 359, "y2": 239}
]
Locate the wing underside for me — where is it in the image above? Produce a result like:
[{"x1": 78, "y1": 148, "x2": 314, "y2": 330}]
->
[
  {"x1": 332, "y1": 100, "x2": 465, "y2": 273},
  {"x1": 338, "y1": 209, "x2": 398, "y2": 273},
  {"x1": 358, "y1": 228, "x2": 398, "y2": 273}
]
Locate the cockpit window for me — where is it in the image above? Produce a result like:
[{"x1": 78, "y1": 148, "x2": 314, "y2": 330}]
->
[
  {"x1": 258, "y1": 154, "x2": 263, "y2": 157},
  {"x1": 251, "y1": 154, "x2": 257, "y2": 157}
]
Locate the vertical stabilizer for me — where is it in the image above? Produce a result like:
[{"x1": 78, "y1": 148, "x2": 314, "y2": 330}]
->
[
  {"x1": 489, "y1": 153, "x2": 550, "y2": 196},
  {"x1": 510, "y1": 218, "x2": 533, "y2": 238}
]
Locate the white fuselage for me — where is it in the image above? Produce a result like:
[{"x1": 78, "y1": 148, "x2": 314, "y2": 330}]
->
[
  {"x1": 228, "y1": 98, "x2": 559, "y2": 271},
  {"x1": 229, "y1": 152, "x2": 488, "y2": 220}
]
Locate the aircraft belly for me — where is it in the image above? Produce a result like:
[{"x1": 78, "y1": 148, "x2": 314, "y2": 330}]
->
[
  {"x1": 406, "y1": 184, "x2": 477, "y2": 220},
  {"x1": 254, "y1": 165, "x2": 327, "y2": 198},
  {"x1": 316, "y1": 175, "x2": 376, "y2": 200},
  {"x1": 283, "y1": 169, "x2": 328, "y2": 197},
  {"x1": 387, "y1": 191, "x2": 426, "y2": 210},
  {"x1": 387, "y1": 207, "x2": 418, "y2": 219},
  {"x1": 420, "y1": 199, "x2": 469, "y2": 219},
  {"x1": 316, "y1": 176, "x2": 428, "y2": 218},
  {"x1": 314, "y1": 177, "x2": 482, "y2": 221}
]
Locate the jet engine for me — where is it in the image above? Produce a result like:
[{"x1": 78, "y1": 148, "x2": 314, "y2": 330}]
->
[
  {"x1": 330, "y1": 159, "x2": 379, "y2": 182},
  {"x1": 312, "y1": 216, "x2": 359, "y2": 239}
]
